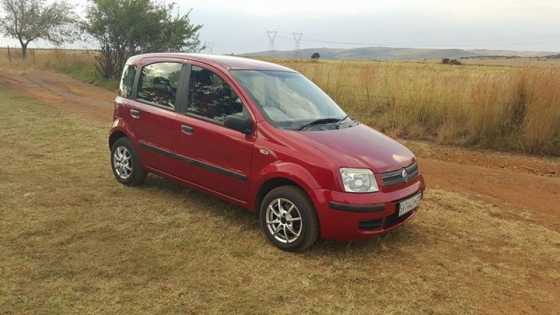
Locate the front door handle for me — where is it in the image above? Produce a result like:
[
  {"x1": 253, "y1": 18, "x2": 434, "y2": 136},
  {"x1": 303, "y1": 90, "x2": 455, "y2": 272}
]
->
[
  {"x1": 130, "y1": 108, "x2": 141, "y2": 119},
  {"x1": 181, "y1": 124, "x2": 194, "y2": 135}
]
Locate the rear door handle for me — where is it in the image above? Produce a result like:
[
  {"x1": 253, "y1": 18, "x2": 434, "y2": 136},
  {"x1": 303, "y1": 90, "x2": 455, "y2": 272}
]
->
[
  {"x1": 181, "y1": 124, "x2": 194, "y2": 135},
  {"x1": 130, "y1": 108, "x2": 141, "y2": 119}
]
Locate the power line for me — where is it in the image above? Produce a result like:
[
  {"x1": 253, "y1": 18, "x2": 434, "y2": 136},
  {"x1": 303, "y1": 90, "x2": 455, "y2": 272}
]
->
[
  {"x1": 276, "y1": 32, "x2": 560, "y2": 50},
  {"x1": 281, "y1": 35, "x2": 378, "y2": 47}
]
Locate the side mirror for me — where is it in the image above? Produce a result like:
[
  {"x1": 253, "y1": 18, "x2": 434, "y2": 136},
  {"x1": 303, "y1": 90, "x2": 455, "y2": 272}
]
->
[{"x1": 224, "y1": 115, "x2": 254, "y2": 135}]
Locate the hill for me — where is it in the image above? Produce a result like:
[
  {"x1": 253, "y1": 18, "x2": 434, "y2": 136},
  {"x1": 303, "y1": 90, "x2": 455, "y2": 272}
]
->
[{"x1": 246, "y1": 47, "x2": 556, "y2": 60}]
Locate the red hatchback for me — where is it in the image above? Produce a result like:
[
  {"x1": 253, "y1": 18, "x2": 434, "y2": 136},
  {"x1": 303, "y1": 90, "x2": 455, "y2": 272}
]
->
[{"x1": 109, "y1": 53, "x2": 425, "y2": 251}]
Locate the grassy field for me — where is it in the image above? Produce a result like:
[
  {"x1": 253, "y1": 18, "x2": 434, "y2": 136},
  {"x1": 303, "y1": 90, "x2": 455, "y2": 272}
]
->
[
  {"x1": 1, "y1": 87, "x2": 559, "y2": 313},
  {"x1": 1, "y1": 48, "x2": 559, "y2": 155},
  {"x1": 278, "y1": 59, "x2": 560, "y2": 155},
  {"x1": 0, "y1": 48, "x2": 116, "y2": 90}
]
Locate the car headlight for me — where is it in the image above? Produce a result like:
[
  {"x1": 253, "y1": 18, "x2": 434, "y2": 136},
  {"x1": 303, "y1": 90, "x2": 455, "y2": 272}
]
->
[{"x1": 339, "y1": 168, "x2": 379, "y2": 193}]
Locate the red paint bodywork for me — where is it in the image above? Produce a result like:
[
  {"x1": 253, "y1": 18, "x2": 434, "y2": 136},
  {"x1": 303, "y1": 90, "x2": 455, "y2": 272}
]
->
[{"x1": 110, "y1": 53, "x2": 425, "y2": 241}]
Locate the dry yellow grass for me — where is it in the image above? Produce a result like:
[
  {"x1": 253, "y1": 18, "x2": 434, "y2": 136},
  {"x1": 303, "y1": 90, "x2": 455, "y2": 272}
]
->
[
  {"x1": 0, "y1": 48, "x2": 115, "y2": 89},
  {"x1": 275, "y1": 59, "x2": 560, "y2": 155},
  {"x1": 1, "y1": 87, "x2": 559, "y2": 314},
  {"x1": 1, "y1": 48, "x2": 559, "y2": 155}
]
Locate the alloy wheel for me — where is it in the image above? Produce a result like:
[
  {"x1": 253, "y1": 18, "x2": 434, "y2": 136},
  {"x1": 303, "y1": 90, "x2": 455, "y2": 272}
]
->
[
  {"x1": 113, "y1": 146, "x2": 133, "y2": 180},
  {"x1": 265, "y1": 198, "x2": 303, "y2": 244}
]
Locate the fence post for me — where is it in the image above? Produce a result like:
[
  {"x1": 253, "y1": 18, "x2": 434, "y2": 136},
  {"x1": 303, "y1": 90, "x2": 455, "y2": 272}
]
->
[{"x1": 7, "y1": 46, "x2": 12, "y2": 63}]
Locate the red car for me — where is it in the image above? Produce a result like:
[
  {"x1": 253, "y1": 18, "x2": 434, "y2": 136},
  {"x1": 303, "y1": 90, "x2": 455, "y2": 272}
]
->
[{"x1": 109, "y1": 53, "x2": 425, "y2": 251}]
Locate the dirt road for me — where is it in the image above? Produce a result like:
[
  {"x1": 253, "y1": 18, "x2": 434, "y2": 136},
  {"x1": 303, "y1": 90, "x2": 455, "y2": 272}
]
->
[
  {"x1": 0, "y1": 69, "x2": 115, "y2": 122},
  {"x1": 1, "y1": 68, "x2": 558, "y2": 231}
]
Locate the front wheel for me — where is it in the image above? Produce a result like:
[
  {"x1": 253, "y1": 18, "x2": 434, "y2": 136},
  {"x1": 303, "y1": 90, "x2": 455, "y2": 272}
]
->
[
  {"x1": 111, "y1": 137, "x2": 146, "y2": 186},
  {"x1": 259, "y1": 186, "x2": 319, "y2": 251}
]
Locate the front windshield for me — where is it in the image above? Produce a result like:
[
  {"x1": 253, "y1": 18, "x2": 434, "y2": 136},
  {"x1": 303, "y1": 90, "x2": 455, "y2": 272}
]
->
[{"x1": 231, "y1": 70, "x2": 346, "y2": 130}]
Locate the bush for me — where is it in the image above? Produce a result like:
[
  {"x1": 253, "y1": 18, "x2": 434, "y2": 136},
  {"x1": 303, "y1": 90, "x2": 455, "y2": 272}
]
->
[{"x1": 442, "y1": 58, "x2": 462, "y2": 65}]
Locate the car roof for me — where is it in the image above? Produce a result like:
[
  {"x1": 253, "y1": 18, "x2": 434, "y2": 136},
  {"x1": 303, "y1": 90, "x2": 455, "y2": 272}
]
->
[{"x1": 128, "y1": 53, "x2": 295, "y2": 72}]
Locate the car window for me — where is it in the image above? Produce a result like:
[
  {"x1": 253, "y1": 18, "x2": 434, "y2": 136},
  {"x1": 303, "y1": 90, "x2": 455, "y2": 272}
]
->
[
  {"x1": 119, "y1": 64, "x2": 136, "y2": 98},
  {"x1": 137, "y1": 62, "x2": 182, "y2": 109},
  {"x1": 187, "y1": 66, "x2": 247, "y2": 123}
]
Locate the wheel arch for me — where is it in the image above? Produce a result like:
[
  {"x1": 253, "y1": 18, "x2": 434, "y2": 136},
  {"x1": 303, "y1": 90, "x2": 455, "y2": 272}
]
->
[
  {"x1": 253, "y1": 163, "x2": 322, "y2": 218},
  {"x1": 255, "y1": 178, "x2": 301, "y2": 216},
  {"x1": 109, "y1": 130, "x2": 129, "y2": 149}
]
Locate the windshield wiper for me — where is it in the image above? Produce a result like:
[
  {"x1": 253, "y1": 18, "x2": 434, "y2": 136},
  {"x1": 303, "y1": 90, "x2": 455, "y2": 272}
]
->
[{"x1": 298, "y1": 116, "x2": 347, "y2": 131}]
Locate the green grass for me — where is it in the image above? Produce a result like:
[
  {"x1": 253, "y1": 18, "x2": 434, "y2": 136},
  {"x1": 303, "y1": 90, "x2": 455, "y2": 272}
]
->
[
  {"x1": 38, "y1": 54, "x2": 117, "y2": 90},
  {"x1": 0, "y1": 87, "x2": 559, "y2": 314},
  {"x1": 50, "y1": 61, "x2": 117, "y2": 91}
]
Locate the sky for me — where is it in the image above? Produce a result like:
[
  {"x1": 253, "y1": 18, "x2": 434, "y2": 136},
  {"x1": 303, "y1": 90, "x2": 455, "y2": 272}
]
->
[{"x1": 1, "y1": 0, "x2": 559, "y2": 53}]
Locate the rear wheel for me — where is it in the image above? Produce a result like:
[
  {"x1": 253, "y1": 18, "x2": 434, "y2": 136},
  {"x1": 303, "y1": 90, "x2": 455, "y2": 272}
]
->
[
  {"x1": 260, "y1": 186, "x2": 319, "y2": 251},
  {"x1": 111, "y1": 137, "x2": 146, "y2": 186}
]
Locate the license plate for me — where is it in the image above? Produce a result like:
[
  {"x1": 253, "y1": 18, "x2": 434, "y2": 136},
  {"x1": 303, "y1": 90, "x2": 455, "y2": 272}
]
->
[{"x1": 398, "y1": 193, "x2": 422, "y2": 217}]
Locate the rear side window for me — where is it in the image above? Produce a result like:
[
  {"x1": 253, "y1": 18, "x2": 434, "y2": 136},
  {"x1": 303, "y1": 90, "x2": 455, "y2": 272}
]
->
[
  {"x1": 137, "y1": 62, "x2": 182, "y2": 109},
  {"x1": 119, "y1": 64, "x2": 136, "y2": 98},
  {"x1": 187, "y1": 66, "x2": 247, "y2": 123}
]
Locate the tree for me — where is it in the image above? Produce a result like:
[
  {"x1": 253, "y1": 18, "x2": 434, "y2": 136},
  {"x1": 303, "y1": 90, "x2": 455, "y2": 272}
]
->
[
  {"x1": 311, "y1": 52, "x2": 320, "y2": 60},
  {"x1": 0, "y1": 0, "x2": 76, "y2": 59},
  {"x1": 85, "y1": 0, "x2": 204, "y2": 79}
]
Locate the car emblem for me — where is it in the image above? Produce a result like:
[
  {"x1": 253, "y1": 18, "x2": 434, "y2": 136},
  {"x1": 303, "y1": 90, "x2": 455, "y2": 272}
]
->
[
  {"x1": 401, "y1": 168, "x2": 408, "y2": 181},
  {"x1": 259, "y1": 148, "x2": 272, "y2": 156}
]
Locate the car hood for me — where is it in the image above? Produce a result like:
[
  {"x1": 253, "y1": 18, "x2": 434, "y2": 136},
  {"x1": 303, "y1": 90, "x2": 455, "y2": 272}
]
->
[{"x1": 294, "y1": 124, "x2": 415, "y2": 173}]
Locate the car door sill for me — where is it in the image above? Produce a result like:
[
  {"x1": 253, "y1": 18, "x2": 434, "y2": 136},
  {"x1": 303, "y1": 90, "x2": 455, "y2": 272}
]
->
[{"x1": 138, "y1": 141, "x2": 248, "y2": 181}]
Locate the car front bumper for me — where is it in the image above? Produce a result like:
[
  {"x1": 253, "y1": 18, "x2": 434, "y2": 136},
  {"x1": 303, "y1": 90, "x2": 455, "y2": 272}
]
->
[{"x1": 312, "y1": 175, "x2": 425, "y2": 241}]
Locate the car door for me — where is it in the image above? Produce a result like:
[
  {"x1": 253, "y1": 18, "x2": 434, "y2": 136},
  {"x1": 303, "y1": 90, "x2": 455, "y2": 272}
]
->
[
  {"x1": 127, "y1": 60, "x2": 193, "y2": 178},
  {"x1": 175, "y1": 63, "x2": 256, "y2": 204}
]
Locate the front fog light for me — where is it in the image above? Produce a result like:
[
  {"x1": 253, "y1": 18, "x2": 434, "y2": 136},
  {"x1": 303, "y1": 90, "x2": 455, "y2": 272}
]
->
[{"x1": 339, "y1": 168, "x2": 379, "y2": 193}]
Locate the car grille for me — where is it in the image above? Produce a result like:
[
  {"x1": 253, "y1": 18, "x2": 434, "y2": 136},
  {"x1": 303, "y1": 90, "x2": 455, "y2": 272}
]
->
[
  {"x1": 381, "y1": 162, "x2": 419, "y2": 187},
  {"x1": 358, "y1": 210, "x2": 415, "y2": 231},
  {"x1": 383, "y1": 209, "x2": 414, "y2": 228},
  {"x1": 359, "y1": 219, "x2": 384, "y2": 230}
]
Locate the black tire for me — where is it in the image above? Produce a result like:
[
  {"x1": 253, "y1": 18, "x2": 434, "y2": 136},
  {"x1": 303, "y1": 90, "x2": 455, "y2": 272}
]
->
[
  {"x1": 110, "y1": 137, "x2": 146, "y2": 186},
  {"x1": 259, "y1": 186, "x2": 319, "y2": 251}
]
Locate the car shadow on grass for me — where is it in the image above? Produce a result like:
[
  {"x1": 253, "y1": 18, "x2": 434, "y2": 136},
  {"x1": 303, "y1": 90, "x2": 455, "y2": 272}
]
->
[
  {"x1": 140, "y1": 174, "x2": 416, "y2": 254},
  {"x1": 141, "y1": 174, "x2": 257, "y2": 225}
]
